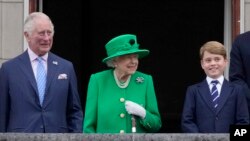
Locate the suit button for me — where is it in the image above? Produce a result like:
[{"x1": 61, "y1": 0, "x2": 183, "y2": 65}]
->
[
  {"x1": 120, "y1": 98, "x2": 125, "y2": 102},
  {"x1": 40, "y1": 125, "x2": 44, "y2": 129},
  {"x1": 120, "y1": 113, "x2": 125, "y2": 118},
  {"x1": 120, "y1": 130, "x2": 124, "y2": 133}
]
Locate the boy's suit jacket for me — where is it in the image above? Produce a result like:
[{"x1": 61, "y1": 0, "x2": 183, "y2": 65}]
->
[
  {"x1": 0, "y1": 51, "x2": 83, "y2": 133},
  {"x1": 181, "y1": 79, "x2": 249, "y2": 133}
]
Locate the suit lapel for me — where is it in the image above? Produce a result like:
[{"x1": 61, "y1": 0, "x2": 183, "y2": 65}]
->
[
  {"x1": 216, "y1": 80, "x2": 232, "y2": 114},
  {"x1": 198, "y1": 80, "x2": 216, "y2": 113},
  {"x1": 17, "y1": 51, "x2": 39, "y2": 97},
  {"x1": 43, "y1": 53, "x2": 59, "y2": 107}
]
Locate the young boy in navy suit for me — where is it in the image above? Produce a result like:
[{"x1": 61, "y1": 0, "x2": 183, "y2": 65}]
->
[{"x1": 181, "y1": 41, "x2": 249, "y2": 133}]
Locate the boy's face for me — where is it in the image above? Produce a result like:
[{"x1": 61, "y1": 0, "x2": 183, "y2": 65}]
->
[{"x1": 201, "y1": 51, "x2": 227, "y2": 79}]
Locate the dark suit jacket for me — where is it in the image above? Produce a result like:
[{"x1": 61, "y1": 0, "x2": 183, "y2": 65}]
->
[
  {"x1": 230, "y1": 31, "x2": 250, "y2": 116},
  {"x1": 0, "y1": 51, "x2": 83, "y2": 133},
  {"x1": 181, "y1": 79, "x2": 249, "y2": 133}
]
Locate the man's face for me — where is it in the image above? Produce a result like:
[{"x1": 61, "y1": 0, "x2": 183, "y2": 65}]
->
[{"x1": 25, "y1": 18, "x2": 54, "y2": 56}]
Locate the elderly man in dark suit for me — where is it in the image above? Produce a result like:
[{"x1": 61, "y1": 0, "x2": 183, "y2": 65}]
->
[{"x1": 0, "y1": 12, "x2": 83, "y2": 133}]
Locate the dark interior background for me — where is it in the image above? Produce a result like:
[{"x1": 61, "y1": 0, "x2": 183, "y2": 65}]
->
[{"x1": 43, "y1": 0, "x2": 224, "y2": 132}]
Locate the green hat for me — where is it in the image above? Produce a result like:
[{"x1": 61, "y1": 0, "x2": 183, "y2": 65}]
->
[{"x1": 102, "y1": 34, "x2": 150, "y2": 63}]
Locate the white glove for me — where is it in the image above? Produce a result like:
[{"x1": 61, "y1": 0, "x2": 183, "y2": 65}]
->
[{"x1": 125, "y1": 100, "x2": 146, "y2": 119}]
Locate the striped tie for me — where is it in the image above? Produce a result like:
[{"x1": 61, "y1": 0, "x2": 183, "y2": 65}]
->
[
  {"x1": 211, "y1": 80, "x2": 219, "y2": 108},
  {"x1": 36, "y1": 57, "x2": 46, "y2": 105}
]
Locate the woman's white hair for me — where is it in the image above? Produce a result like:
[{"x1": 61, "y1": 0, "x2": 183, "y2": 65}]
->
[{"x1": 106, "y1": 58, "x2": 116, "y2": 68}]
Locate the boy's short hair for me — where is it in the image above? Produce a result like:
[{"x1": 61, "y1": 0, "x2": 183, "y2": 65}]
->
[{"x1": 199, "y1": 41, "x2": 227, "y2": 60}]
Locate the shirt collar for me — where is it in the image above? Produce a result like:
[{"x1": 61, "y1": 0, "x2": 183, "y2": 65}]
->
[
  {"x1": 206, "y1": 75, "x2": 224, "y2": 85},
  {"x1": 28, "y1": 47, "x2": 48, "y2": 62}
]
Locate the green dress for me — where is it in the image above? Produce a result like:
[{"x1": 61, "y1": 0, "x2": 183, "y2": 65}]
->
[{"x1": 83, "y1": 69, "x2": 161, "y2": 133}]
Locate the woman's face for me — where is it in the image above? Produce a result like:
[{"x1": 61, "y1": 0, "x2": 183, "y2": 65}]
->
[{"x1": 114, "y1": 54, "x2": 139, "y2": 75}]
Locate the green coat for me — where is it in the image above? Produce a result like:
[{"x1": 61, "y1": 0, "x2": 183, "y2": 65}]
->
[{"x1": 83, "y1": 69, "x2": 161, "y2": 133}]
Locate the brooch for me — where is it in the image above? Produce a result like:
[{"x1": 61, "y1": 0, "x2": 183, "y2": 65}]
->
[{"x1": 136, "y1": 77, "x2": 144, "y2": 83}]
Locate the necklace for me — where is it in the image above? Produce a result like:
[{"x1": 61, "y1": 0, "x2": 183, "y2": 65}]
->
[{"x1": 113, "y1": 70, "x2": 131, "y2": 88}]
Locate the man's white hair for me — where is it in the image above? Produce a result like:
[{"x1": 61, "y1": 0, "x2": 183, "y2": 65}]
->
[{"x1": 24, "y1": 12, "x2": 54, "y2": 35}]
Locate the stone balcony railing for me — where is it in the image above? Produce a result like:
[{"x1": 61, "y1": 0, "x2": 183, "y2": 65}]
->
[{"x1": 0, "y1": 133, "x2": 229, "y2": 141}]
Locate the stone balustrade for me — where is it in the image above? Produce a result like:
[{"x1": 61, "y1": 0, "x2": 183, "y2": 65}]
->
[{"x1": 0, "y1": 133, "x2": 229, "y2": 141}]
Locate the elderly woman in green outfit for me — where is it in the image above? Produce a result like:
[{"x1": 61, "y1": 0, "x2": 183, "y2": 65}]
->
[{"x1": 83, "y1": 34, "x2": 162, "y2": 133}]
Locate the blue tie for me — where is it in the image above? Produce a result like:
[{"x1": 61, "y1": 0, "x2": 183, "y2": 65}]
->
[
  {"x1": 211, "y1": 80, "x2": 219, "y2": 108},
  {"x1": 36, "y1": 57, "x2": 46, "y2": 105}
]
